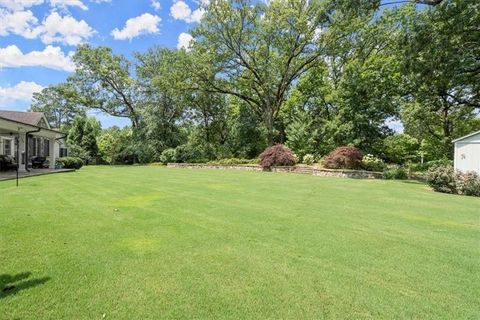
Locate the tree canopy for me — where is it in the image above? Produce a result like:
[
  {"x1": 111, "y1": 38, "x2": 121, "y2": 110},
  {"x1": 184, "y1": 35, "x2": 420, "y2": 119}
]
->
[{"x1": 37, "y1": 0, "x2": 479, "y2": 165}]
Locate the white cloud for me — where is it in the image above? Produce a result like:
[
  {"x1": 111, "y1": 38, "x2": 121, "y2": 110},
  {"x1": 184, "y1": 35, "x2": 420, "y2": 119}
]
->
[
  {"x1": 170, "y1": 0, "x2": 205, "y2": 23},
  {"x1": 177, "y1": 32, "x2": 193, "y2": 51},
  {"x1": 151, "y1": 0, "x2": 161, "y2": 11},
  {"x1": 36, "y1": 12, "x2": 95, "y2": 45},
  {"x1": 111, "y1": 13, "x2": 161, "y2": 41},
  {"x1": 0, "y1": 0, "x2": 94, "y2": 11},
  {"x1": 49, "y1": 0, "x2": 88, "y2": 11},
  {"x1": 0, "y1": 9, "x2": 41, "y2": 38},
  {"x1": 0, "y1": 45, "x2": 75, "y2": 72},
  {"x1": 0, "y1": 10, "x2": 95, "y2": 45},
  {"x1": 0, "y1": 81, "x2": 44, "y2": 104},
  {"x1": 0, "y1": 0, "x2": 43, "y2": 11},
  {"x1": 171, "y1": 1, "x2": 191, "y2": 20}
]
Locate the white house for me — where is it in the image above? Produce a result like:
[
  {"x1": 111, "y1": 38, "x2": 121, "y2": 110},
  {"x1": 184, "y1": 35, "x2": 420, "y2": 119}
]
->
[
  {"x1": 0, "y1": 110, "x2": 67, "y2": 172},
  {"x1": 453, "y1": 130, "x2": 480, "y2": 174}
]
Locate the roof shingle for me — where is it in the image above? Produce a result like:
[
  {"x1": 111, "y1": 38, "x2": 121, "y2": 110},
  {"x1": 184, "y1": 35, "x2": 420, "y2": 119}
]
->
[{"x1": 0, "y1": 111, "x2": 44, "y2": 127}]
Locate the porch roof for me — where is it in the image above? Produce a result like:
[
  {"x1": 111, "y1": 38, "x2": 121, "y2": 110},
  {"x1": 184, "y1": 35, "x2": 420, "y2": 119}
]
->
[{"x1": 0, "y1": 114, "x2": 64, "y2": 138}]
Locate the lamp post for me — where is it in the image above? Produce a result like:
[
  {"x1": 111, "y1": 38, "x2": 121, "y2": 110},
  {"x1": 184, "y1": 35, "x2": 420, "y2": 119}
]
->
[{"x1": 15, "y1": 135, "x2": 19, "y2": 187}]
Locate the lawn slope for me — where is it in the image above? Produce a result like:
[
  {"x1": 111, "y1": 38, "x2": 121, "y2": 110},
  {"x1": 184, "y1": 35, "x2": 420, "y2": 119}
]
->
[{"x1": 1, "y1": 166, "x2": 479, "y2": 319}]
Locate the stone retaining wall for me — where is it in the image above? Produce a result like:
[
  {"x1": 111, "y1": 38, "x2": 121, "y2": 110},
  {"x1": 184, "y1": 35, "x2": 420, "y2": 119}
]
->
[
  {"x1": 167, "y1": 163, "x2": 263, "y2": 171},
  {"x1": 167, "y1": 163, "x2": 383, "y2": 179}
]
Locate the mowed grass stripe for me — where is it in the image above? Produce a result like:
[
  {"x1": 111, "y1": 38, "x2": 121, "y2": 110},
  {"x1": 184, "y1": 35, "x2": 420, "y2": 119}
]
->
[{"x1": 1, "y1": 166, "x2": 479, "y2": 319}]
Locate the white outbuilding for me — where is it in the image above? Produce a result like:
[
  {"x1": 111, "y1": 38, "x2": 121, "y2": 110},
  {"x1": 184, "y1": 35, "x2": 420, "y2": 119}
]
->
[{"x1": 453, "y1": 130, "x2": 480, "y2": 174}]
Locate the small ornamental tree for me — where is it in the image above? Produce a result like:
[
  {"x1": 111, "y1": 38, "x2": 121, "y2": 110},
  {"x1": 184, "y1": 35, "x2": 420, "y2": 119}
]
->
[
  {"x1": 259, "y1": 144, "x2": 296, "y2": 170},
  {"x1": 323, "y1": 146, "x2": 363, "y2": 170}
]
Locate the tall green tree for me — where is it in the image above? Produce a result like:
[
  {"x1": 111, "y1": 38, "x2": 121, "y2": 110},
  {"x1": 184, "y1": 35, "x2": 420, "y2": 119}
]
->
[
  {"x1": 71, "y1": 45, "x2": 139, "y2": 127},
  {"x1": 191, "y1": 0, "x2": 329, "y2": 144},
  {"x1": 283, "y1": 6, "x2": 402, "y2": 155},
  {"x1": 97, "y1": 126, "x2": 133, "y2": 165},
  {"x1": 397, "y1": 1, "x2": 480, "y2": 158},
  {"x1": 30, "y1": 83, "x2": 85, "y2": 130},
  {"x1": 135, "y1": 47, "x2": 190, "y2": 158},
  {"x1": 67, "y1": 116, "x2": 101, "y2": 164}
]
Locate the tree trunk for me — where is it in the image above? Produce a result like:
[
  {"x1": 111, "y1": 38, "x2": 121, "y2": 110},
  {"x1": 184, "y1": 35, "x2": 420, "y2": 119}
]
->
[{"x1": 265, "y1": 111, "x2": 275, "y2": 146}]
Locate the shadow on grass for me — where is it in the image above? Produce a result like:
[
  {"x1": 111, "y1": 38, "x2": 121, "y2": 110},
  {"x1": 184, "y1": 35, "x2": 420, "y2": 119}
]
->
[
  {"x1": 0, "y1": 272, "x2": 50, "y2": 299},
  {"x1": 398, "y1": 179, "x2": 426, "y2": 185}
]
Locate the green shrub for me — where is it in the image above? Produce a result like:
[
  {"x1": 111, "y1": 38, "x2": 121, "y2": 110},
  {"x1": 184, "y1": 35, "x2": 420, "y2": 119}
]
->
[
  {"x1": 426, "y1": 165, "x2": 458, "y2": 194},
  {"x1": 362, "y1": 154, "x2": 386, "y2": 172},
  {"x1": 259, "y1": 144, "x2": 296, "y2": 170},
  {"x1": 302, "y1": 154, "x2": 315, "y2": 165},
  {"x1": 207, "y1": 158, "x2": 258, "y2": 165},
  {"x1": 159, "y1": 148, "x2": 176, "y2": 164},
  {"x1": 409, "y1": 159, "x2": 454, "y2": 172},
  {"x1": 383, "y1": 166, "x2": 408, "y2": 180},
  {"x1": 173, "y1": 145, "x2": 204, "y2": 163},
  {"x1": 383, "y1": 134, "x2": 419, "y2": 164},
  {"x1": 188, "y1": 158, "x2": 210, "y2": 164},
  {"x1": 324, "y1": 146, "x2": 363, "y2": 170},
  {"x1": 57, "y1": 157, "x2": 84, "y2": 169},
  {"x1": 456, "y1": 171, "x2": 480, "y2": 197}
]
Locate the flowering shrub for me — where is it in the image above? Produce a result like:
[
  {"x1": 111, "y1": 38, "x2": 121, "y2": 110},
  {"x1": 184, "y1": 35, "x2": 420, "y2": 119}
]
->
[
  {"x1": 362, "y1": 154, "x2": 386, "y2": 172},
  {"x1": 426, "y1": 166, "x2": 459, "y2": 194},
  {"x1": 323, "y1": 146, "x2": 363, "y2": 170},
  {"x1": 302, "y1": 154, "x2": 315, "y2": 165},
  {"x1": 259, "y1": 144, "x2": 297, "y2": 170},
  {"x1": 456, "y1": 171, "x2": 480, "y2": 197}
]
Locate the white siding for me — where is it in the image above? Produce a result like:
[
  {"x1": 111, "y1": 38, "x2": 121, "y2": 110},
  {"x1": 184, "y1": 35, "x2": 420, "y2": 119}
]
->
[{"x1": 454, "y1": 132, "x2": 480, "y2": 174}]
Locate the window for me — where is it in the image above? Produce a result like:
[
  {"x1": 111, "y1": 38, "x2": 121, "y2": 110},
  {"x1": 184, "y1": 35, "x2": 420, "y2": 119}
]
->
[
  {"x1": 37, "y1": 138, "x2": 42, "y2": 157},
  {"x1": 2, "y1": 138, "x2": 13, "y2": 156},
  {"x1": 44, "y1": 139, "x2": 50, "y2": 156},
  {"x1": 60, "y1": 148, "x2": 68, "y2": 157},
  {"x1": 32, "y1": 138, "x2": 37, "y2": 156}
]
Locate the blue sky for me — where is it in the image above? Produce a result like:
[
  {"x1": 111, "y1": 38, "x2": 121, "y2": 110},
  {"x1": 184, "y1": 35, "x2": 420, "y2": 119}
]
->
[
  {"x1": 0, "y1": 0, "x2": 403, "y2": 131},
  {"x1": 0, "y1": 0, "x2": 206, "y2": 127}
]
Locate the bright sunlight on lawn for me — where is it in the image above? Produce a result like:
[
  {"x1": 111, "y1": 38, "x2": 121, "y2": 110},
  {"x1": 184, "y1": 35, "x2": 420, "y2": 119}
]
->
[{"x1": 1, "y1": 166, "x2": 479, "y2": 319}]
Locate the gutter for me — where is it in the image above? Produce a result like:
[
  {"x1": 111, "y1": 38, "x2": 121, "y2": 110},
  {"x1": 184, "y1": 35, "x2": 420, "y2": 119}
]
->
[
  {"x1": 0, "y1": 115, "x2": 62, "y2": 134},
  {"x1": 55, "y1": 133, "x2": 67, "y2": 143},
  {"x1": 25, "y1": 127, "x2": 41, "y2": 172}
]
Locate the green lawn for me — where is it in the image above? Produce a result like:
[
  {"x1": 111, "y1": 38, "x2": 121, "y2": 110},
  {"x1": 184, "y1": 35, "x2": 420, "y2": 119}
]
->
[{"x1": 1, "y1": 166, "x2": 479, "y2": 319}]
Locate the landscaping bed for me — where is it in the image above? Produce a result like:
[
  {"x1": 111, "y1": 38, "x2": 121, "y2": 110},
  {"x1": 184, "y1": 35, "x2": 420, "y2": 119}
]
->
[{"x1": 168, "y1": 163, "x2": 383, "y2": 178}]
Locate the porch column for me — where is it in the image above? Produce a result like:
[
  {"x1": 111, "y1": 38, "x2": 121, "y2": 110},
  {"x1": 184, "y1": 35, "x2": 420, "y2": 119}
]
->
[
  {"x1": 17, "y1": 133, "x2": 27, "y2": 172},
  {"x1": 49, "y1": 138, "x2": 56, "y2": 169}
]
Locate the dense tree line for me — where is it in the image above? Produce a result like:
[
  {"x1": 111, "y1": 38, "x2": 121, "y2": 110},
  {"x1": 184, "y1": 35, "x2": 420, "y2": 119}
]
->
[{"x1": 30, "y1": 0, "x2": 479, "y2": 165}]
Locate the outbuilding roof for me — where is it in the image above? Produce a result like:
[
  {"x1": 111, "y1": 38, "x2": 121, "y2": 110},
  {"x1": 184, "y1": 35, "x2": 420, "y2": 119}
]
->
[{"x1": 452, "y1": 130, "x2": 480, "y2": 143}]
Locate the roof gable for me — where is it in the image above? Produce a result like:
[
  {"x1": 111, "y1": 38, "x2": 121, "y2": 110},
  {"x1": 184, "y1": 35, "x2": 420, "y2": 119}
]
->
[{"x1": 0, "y1": 111, "x2": 49, "y2": 128}]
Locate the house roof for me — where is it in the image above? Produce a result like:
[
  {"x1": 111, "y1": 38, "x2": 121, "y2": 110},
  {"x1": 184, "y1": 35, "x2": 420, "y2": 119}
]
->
[
  {"x1": 452, "y1": 130, "x2": 480, "y2": 143},
  {"x1": 0, "y1": 110, "x2": 63, "y2": 134},
  {"x1": 0, "y1": 111, "x2": 45, "y2": 127}
]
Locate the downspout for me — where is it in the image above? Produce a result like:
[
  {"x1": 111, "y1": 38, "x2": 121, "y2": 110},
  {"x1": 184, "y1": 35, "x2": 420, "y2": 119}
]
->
[{"x1": 25, "y1": 128, "x2": 41, "y2": 172}]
